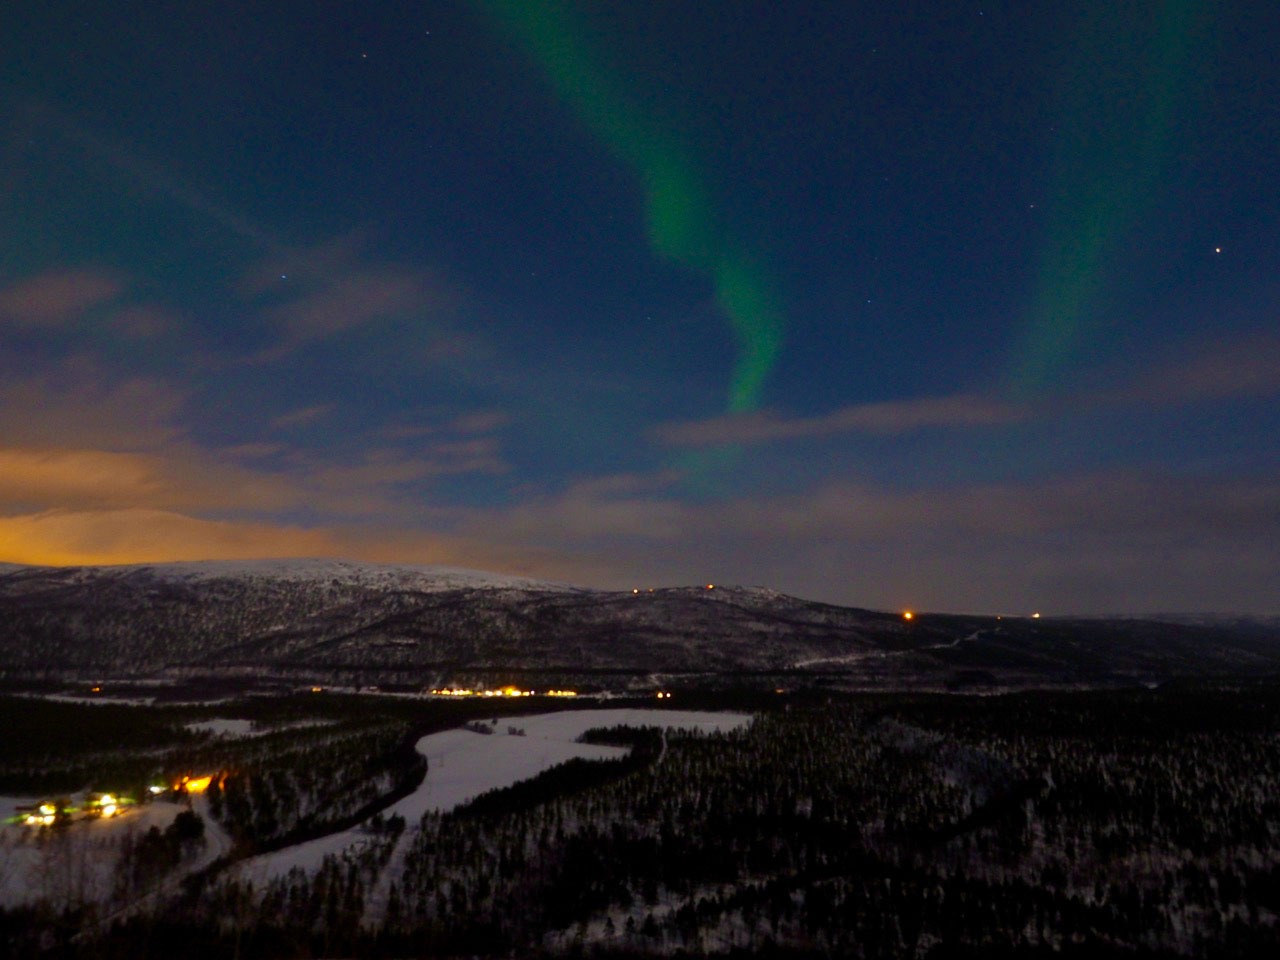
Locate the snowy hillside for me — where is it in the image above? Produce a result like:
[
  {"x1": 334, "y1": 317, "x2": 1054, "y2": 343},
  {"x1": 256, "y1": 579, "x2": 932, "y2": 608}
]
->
[
  {"x1": 0, "y1": 560, "x2": 1277, "y2": 689},
  {"x1": 88, "y1": 558, "x2": 581, "y2": 592}
]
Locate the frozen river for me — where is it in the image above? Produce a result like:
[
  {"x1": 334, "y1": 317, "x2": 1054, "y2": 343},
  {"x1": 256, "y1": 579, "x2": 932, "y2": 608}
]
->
[{"x1": 241, "y1": 708, "x2": 752, "y2": 881}]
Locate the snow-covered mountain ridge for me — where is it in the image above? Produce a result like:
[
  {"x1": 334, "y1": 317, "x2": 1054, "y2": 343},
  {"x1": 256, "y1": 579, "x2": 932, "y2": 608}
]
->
[
  {"x1": 1, "y1": 560, "x2": 1277, "y2": 690},
  {"x1": 35, "y1": 558, "x2": 580, "y2": 592}
]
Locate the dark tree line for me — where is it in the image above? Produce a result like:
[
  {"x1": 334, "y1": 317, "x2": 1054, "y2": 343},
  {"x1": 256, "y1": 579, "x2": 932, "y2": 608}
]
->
[{"x1": 9, "y1": 683, "x2": 1280, "y2": 958}]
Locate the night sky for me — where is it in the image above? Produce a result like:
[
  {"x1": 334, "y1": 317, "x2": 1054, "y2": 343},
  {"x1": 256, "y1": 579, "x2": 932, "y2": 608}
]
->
[{"x1": 2, "y1": 1, "x2": 1277, "y2": 614}]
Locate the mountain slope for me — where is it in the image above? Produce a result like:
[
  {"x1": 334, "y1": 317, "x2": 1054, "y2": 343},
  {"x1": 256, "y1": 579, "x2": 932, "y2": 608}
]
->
[{"x1": 1, "y1": 560, "x2": 1277, "y2": 689}]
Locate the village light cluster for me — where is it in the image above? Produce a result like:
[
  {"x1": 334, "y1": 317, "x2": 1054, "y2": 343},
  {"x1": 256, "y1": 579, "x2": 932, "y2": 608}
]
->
[
  {"x1": 18, "y1": 791, "x2": 136, "y2": 827},
  {"x1": 429, "y1": 686, "x2": 578, "y2": 698},
  {"x1": 24, "y1": 803, "x2": 59, "y2": 827}
]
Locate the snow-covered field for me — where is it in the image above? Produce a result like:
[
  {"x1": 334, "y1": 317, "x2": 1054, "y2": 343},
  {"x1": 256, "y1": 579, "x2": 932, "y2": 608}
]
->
[
  {"x1": 185, "y1": 718, "x2": 255, "y2": 737},
  {"x1": 0, "y1": 797, "x2": 190, "y2": 909},
  {"x1": 0, "y1": 794, "x2": 40, "y2": 823},
  {"x1": 240, "y1": 709, "x2": 752, "y2": 882},
  {"x1": 183, "y1": 717, "x2": 333, "y2": 738},
  {"x1": 0, "y1": 709, "x2": 751, "y2": 916}
]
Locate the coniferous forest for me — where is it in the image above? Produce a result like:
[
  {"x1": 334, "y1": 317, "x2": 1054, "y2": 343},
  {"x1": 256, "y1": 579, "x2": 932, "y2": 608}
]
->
[{"x1": 2, "y1": 682, "x2": 1278, "y2": 958}]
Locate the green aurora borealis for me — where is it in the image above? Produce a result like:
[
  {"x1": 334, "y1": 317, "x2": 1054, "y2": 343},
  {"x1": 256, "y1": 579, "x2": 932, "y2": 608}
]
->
[
  {"x1": 2, "y1": 1, "x2": 1277, "y2": 613},
  {"x1": 477, "y1": 0, "x2": 783, "y2": 414},
  {"x1": 1016, "y1": 1, "x2": 1211, "y2": 392}
]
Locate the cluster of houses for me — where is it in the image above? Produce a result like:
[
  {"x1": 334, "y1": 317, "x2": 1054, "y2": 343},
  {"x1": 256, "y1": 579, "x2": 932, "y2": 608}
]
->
[
  {"x1": 429, "y1": 686, "x2": 578, "y2": 698},
  {"x1": 12, "y1": 792, "x2": 128, "y2": 827},
  {"x1": 9, "y1": 773, "x2": 217, "y2": 830}
]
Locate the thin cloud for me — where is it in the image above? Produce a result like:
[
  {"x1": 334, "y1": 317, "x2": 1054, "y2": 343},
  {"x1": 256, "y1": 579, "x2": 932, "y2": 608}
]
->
[
  {"x1": 655, "y1": 393, "x2": 1028, "y2": 448},
  {"x1": 1111, "y1": 333, "x2": 1280, "y2": 406},
  {"x1": 0, "y1": 363, "x2": 186, "y2": 449},
  {"x1": 448, "y1": 410, "x2": 512, "y2": 434},
  {"x1": 380, "y1": 409, "x2": 513, "y2": 441},
  {"x1": 0, "y1": 267, "x2": 124, "y2": 328},
  {"x1": 0, "y1": 507, "x2": 582, "y2": 583},
  {"x1": 453, "y1": 469, "x2": 1280, "y2": 615},
  {"x1": 305, "y1": 442, "x2": 509, "y2": 499},
  {"x1": 239, "y1": 239, "x2": 467, "y2": 359},
  {"x1": 108, "y1": 303, "x2": 186, "y2": 340},
  {"x1": 271, "y1": 404, "x2": 334, "y2": 430},
  {"x1": 0, "y1": 440, "x2": 512, "y2": 520},
  {"x1": 656, "y1": 331, "x2": 1280, "y2": 452},
  {"x1": 269, "y1": 267, "x2": 448, "y2": 344},
  {"x1": 0, "y1": 449, "x2": 167, "y2": 511},
  {"x1": 3, "y1": 466, "x2": 1274, "y2": 614},
  {"x1": 25, "y1": 98, "x2": 277, "y2": 250},
  {"x1": 0, "y1": 509, "x2": 342, "y2": 567},
  {"x1": 0, "y1": 446, "x2": 301, "y2": 514}
]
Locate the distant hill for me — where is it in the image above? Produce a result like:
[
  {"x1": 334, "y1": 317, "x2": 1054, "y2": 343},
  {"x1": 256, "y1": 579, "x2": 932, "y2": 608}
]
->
[{"x1": 1, "y1": 560, "x2": 1277, "y2": 691}]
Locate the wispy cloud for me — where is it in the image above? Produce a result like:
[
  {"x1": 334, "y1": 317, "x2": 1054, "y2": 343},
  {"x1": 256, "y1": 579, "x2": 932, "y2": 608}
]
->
[
  {"x1": 23, "y1": 98, "x2": 277, "y2": 250},
  {"x1": 0, "y1": 509, "x2": 343, "y2": 567},
  {"x1": 0, "y1": 507, "x2": 576, "y2": 581},
  {"x1": 0, "y1": 446, "x2": 305, "y2": 515},
  {"x1": 1109, "y1": 332, "x2": 1280, "y2": 406},
  {"x1": 380, "y1": 408, "x2": 513, "y2": 441},
  {"x1": 655, "y1": 393, "x2": 1027, "y2": 448},
  {"x1": 0, "y1": 362, "x2": 186, "y2": 449},
  {"x1": 656, "y1": 330, "x2": 1280, "y2": 452},
  {"x1": 271, "y1": 404, "x2": 334, "y2": 430},
  {"x1": 268, "y1": 266, "x2": 451, "y2": 344},
  {"x1": 239, "y1": 238, "x2": 467, "y2": 358},
  {"x1": 453, "y1": 469, "x2": 1280, "y2": 614},
  {"x1": 0, "y1": 267, "x2": 124, "y2": 328},
  {"x1": 0, "y1": 440, "x2": 512, "y2": 520},
  {"x1": 108, "y1": 303, "x2": 187, "y2": 340},
  {"x1": 3, "y1": 461, "x2": 1274, "y2": 614},
  {"x1": 448, "y1": 410, "x2": 512, "y2": 434}
]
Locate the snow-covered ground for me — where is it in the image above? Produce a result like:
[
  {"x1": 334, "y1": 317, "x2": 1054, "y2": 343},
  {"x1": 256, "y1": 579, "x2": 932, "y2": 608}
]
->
[
  {"x1": 31, "y1": 693, "x2": 160, "y2": 707},
  {"x1": 183, "y1": 717, "x2": 332, "y2": 738},
  {"x1": 0, "y1": 797, "x2": 190, "y2": 909},
  {"x1": 124, "y1": 557, "x2": 583, "y2": 593},
  {"x1": 185, "y1": 718, "x2": 255, "y2": 737},
  {"x1": 240, "y1": 709, "x2": 752, "y2": 883},
  {"x1": 0, "y1": 709, "x2": 751, "y2": 917},
  {"x1": 1, "y1": 794, "x2": 42, "y2": 823}
]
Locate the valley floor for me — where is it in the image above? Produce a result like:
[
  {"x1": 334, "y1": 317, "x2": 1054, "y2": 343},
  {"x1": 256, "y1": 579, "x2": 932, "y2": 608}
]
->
[{"x1": 2, "y1": 685, "x2": 1279, "y2": 958}]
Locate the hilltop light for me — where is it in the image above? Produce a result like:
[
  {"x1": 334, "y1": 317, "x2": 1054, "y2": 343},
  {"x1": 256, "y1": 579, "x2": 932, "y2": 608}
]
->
[
  {"x1": 1032, "y1": 612, "x2": 1042, "y2": 619},
  {"x1": 903, "y1": 611, "x2": 914, "y2": 621}
]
